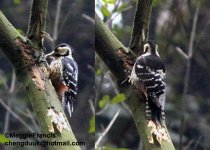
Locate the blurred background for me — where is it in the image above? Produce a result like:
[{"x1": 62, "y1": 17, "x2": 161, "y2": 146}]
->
[
  {"x1": 95, "y1": 0, "x2": 210, "y2": 149},
  {"x1": 0, "y1": 0, "x2": 94, "y2": 149}
]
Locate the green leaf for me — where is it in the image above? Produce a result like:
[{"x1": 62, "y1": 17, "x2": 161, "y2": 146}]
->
[
  {"x1": 110, "y1": 93, "x2": 126, "y2": 104},
  {"x1": 0, "y1": 134, "x2": 12, "y2": 143},
  {"x1": 103, "y1": 0, "x2": 108, "y2": 4},
  {"x1": 103, "y1": 146, "x2": 130, "y2": 150},
  {"x1": 101, "y1": 6, "x2": 111, "y2": 17},
  {"x1": 99, "y1": 95, "x2": 110, "y2": 108},
  {"x1": 13, "y1": 0, "x2": 21, "y2": 5},
  {"x1": 89, "y1": 115, "x2": 95, "y2": 133},
  {"x1": 96, "y1": 69, "x2": 102, "y2": 75},
  {"x1": 107, "y1": 0, "x2": 117, "y2": 4},
  {"x1": 153, "y1": 0, "x2": 161, "y2": 7},
  {"x1": 103, "y1": 0, "x2": 116, "y2": 4}
]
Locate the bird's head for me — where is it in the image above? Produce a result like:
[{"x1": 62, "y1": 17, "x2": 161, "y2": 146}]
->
[
  {"x1": 143, "y1": 41, "x2": 159, "y2": 56},
  {"x1": 46, "y1": 43, "x2": 73, "y2": 58}
]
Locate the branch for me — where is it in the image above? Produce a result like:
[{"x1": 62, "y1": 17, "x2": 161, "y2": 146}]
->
[
  {"x1": 0, "y1": 8, "x2": 80, "y2": 150},
  {"x1": 89, "y1": 99, "x2": 95, "y2": 114},
  {"x1": 0, "y1": 12, "x2": 27, "y2": 80},
  {"x1": 27, "y1": 0, "x2": 48, "y2": 48},
  {"x1": 82, "y1": 14, "x2": 95, "y2": 25},
  {"x1": 176, "y1": 47, "x2": 188, "y2": 60},
  {"x1": 179, "y1": 2, "x2": 200, "y2": 149},
  {"x1": 95, "y1": 14, "x2": 131, "y2": 83},
  {"x1": 0, "y1": 98, "x2": 34, "y2": 133},
  {"x1": 3, "y1": 100, "x2": 11, "y2": 133},
  {"x1": 95, "y1": 109, "x2": 121, "y2": 148},
  {"x1": 129, "y1": 0, "x2": 153, "y2": 55},
  {"x1": 188, "y1": 2, "x2": 199, "y2": 58},
  {"x1": 3, "y1": 69, "x2": 16, "y2": 133}
]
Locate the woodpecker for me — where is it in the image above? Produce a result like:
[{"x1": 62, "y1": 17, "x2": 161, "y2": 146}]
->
[
  {"x1": 129, "y1": 41, "x2": 166, "y2": 125},
  {"x1": 46, "y1": 43, "x2": 78, "y2": 117}
]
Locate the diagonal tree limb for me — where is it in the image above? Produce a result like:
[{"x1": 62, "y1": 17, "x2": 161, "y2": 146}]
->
[
  {"x1": 0, "y1": 98, "x2": 34, "y2": 133},
  {"x1": 95, "y1": 109, "x2": 121, "y2": 148},
  {"x1": 0, "y1": 12, "x2": 27, "y2": 79},
  {"x1": 95, "y1": 14, "x2": 130, "y2": 83}
]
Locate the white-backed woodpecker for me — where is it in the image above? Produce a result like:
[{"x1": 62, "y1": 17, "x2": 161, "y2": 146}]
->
[
  {"x1": 129, "y1": 41, "x2": 166, "y2": 125},
  {"x1": 46, "y1": 43, "x2": 78, "y2": 117}
]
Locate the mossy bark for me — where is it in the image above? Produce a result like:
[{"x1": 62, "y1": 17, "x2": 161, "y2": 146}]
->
[
  {"x1": 129, "y1": 0, "x2": 153, "y2": 55},
  {"x1": 27, "y1": 0, "x2": 48, "y2": 48}
]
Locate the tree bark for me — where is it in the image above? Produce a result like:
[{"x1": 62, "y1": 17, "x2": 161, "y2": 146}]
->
[
  {"x1": 95, "y1": 1, "x2": 175, "y2": 149},
  {"x1": 27, "y1": 0, "x2": 48, "y2": 48},
  {"x1": 0, "y1": 0, "x2": 80, "y2": 149},
  {"x1": 129, "y1": 0, "x2": 153, "y2": 55}
]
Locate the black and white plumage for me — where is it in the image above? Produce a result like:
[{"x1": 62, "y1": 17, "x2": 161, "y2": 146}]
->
[
  {"x1": 46, "y1": 43, "x2": 78, "y2": 117},
  {"x1": 129, "y1": 41, "x2": 166, "y2": 125}
]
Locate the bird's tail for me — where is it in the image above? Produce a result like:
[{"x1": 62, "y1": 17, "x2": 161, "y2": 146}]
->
[
  {"x1": 63, "y1": 91, "x2": 76, "y2": 118},
  {"x1": 66, "y1": 100, "x2": 74, "y2": 117},
  {"x1": 146, "y1": 97, "x2": 165, "y2": 126},
  {"x1": 145, "y1": 99, "x2": 152, "y2": 120}
]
